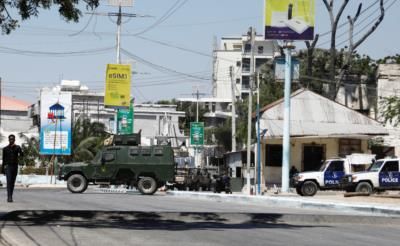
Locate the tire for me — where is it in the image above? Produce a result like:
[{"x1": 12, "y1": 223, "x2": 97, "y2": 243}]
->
[
  {"x1": 301, "y1": 181, "x2": 318, "y2": 196},
  {"x1": 296, "y1": 186, "x2": 303, "y2": 196},
  {"x1": 355, "y1": 182, "x2": 373, "y2": 194},
  {"x1": 137, "y1": 177, "x2": 157, "y2": 195},
  {"x1": 67, "y1": 174, "x2": 88, "y2": 193}
]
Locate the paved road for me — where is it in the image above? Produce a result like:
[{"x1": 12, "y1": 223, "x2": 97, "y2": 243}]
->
[{"x1": 0, "y1": 188, "x2": 399, "y2": 246}]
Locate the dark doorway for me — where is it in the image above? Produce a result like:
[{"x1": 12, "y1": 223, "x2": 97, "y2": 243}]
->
[{"x1": 303, "y1": 145, "x2": 325, "y2": 171}]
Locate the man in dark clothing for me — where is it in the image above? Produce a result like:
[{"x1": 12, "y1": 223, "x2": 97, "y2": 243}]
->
[{"x1": 2, "y1": 134, "x2": 23, "y2": 202}]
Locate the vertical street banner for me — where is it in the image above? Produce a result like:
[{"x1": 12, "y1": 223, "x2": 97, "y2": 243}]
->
[
  {"x1": 40, "y1": 91, "x2": 72, "y2": 155},
  {"x1": 265, "y1": 0, "x2": 315, "y2": 40},
  {"x1": 105, "y1": 64, "x2": 131, "y2": 108},
  {"x1": 190, "y1": 122, "x2": 204, "y2": 146},
  {"x1": 117, "y1": 101, "x2": 134, "y2": 135}
]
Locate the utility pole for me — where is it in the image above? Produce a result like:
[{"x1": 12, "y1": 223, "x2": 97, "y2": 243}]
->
[
  {"x1": 229, "y1": 66, "x2": 236, "y2": 152},
  {"x1": 116, "y1": 5, "x2": 122, "y2": 64},
  {"x1": 256, "y1": 72, "x2": 261, "y2": 195},
  {"x1": 0, "y1": 77, "x2": 2, "y2": 130},
  {"x1": 246, "y1": 27, "x2": 256, "y2": 195},
  {"x1": 281, "y1": 42, "x2": 295, "y2": 193},
  {"x1": 192, "y1": 87, "x2": 206, "y2": 167},
  {"x1": 87, "y1": 2, "x2": 148, "y2": 134}
]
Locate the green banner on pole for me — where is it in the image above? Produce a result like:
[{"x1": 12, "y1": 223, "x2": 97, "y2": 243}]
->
[
  {"x1": 117, "y1": 102, "x2": 134, "y2": 135},
  {"x1": 190, "y1": 122, "x2": 204, "y2": 145}
]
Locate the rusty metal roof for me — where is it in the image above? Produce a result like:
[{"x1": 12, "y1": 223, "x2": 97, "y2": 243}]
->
[{"x1": 259, "y1": 89, "x2": 388, "y2": 139}]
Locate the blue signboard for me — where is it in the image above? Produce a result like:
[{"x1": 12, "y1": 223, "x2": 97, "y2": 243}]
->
[{"x1": 39, "y1": 91, "x2": 72, "y2": 155}]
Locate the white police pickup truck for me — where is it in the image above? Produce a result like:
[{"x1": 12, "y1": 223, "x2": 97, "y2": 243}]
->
[
  {"x1": 292, "y1": 154, "x2": 375, "y2": 196},
  {"x1": 340, "y1": 158, "x2": 400, "y2": 194}
]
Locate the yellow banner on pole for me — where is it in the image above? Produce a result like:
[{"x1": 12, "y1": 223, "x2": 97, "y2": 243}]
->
[{"x1": 105, "y1": 64, "x2": 131, "y2": 108}]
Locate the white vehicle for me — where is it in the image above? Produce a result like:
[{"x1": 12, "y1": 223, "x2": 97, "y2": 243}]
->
[
  {"x1": 292, "y1": 154, "x2": 375, "y2": 196},
  {"x1": 341, "y1": 158, "x2": 400, "y2": 194}
]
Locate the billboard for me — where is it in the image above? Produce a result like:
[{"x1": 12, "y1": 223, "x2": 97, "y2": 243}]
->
[
  {"x1": 265, "y1": 0, "x2": 315, "y2": 40},
  {"x1": 105, "y1": 64, "x2": 131, "y2": 108},
  {"x1": 190, "y1": 122, "x2": 204, "y2": 146},
  {"x1": 40, "y1": 91, "x2": 72, "y2": 155}
]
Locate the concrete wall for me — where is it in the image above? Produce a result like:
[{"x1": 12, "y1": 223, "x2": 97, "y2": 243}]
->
[{"x1": 261, "y1": 137, "x2": 370, "y2": 184}]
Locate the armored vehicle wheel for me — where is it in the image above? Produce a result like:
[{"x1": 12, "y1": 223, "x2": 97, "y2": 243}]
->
[
  {"x1": 355, "y1": 182, "x2": 373, "y2": 194},
  {"x1": 67, "y1": 174, "x2": 88, "y2": 193},
  {"x1": 138, "y1": 177, "x2": 157, "y2": 195},
  {"x1": 301, "y1": 181, "x2": 318, "y2": 196},
  {"x1": 296, "y1": 186, "x2": 303, "y2": 196}
]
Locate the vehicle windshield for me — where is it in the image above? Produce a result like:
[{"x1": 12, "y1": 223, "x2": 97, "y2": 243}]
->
[
  {"x1": 367, "y1": 161, "x2": 384, "y2": 172},
  {"x1": 319, "y1": 161, "x2": 329, "y2": 171},
  {"x1": 90, "y1": 151, "x2": 102, "y2": 164}
]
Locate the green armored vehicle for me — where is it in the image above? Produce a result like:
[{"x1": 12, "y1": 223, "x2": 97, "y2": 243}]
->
[{"x1": 58, "y1": 134, "x2": 175, "y2": 195}]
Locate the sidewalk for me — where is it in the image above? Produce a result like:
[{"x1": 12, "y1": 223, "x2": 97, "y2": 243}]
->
[
  {"x1": 166, "y1": 190, "x2": 400, "y2": 217},
  {"x1": 0, "y1": 174, "x2": 66, "y2": 188}
]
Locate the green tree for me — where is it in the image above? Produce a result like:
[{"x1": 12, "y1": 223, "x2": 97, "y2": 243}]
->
[
  {"x1": 177, "y1": 101, "x2": 207, "y2": 136},
  {"x1": 379, "y1": 96, "x2": 400, "y2": 127},
  {"x1": 18, "y1": 133, "x2": 40, "y2": 166},
  {"x1": 0, "y1": 0, "x2": 99, "y2": 34},
  {"x1": 61, "y1": 118, "x2": 109, "y2": 163}
]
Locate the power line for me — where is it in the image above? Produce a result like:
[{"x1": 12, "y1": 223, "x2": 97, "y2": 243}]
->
[
  {"x1": 121, "y1": 48, "x2": 209, "y2": 81},
  {"x1": 0, "y1": 46, "x2": 114, "y2": 57},
  {"x1": 130, "y1": 0, "x2": 189, "y2": 36}
]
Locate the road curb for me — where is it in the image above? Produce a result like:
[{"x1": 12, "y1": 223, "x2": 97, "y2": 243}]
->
[{"x1": 166, "y1": 191, "x2": 400, "y2": 217}]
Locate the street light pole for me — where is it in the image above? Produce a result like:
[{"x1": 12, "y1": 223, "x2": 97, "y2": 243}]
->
[
  {"x1": 281, "y1": 41, "x2": 295, "y2": 193},
  {"x1": 246, "y1": 27, "x2": 256, "y2": 195}
]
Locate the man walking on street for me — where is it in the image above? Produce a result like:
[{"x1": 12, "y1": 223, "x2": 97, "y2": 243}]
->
[{"x1": 2, "y1": 134, "x2": 23, "y2": 202}]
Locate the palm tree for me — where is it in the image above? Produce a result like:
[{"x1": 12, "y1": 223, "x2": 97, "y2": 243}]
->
[{"x1": 69, "y1": 118, "x2": 109, "y2": 162}]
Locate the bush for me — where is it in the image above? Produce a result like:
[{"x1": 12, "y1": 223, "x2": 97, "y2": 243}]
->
[{"x1": 20, "y1": 166, "x2": 47, "y2": 175}]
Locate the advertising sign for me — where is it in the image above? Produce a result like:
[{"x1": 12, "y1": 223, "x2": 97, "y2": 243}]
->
[
  {"x1": 117, "y1": 102, "x2": 134, "y2": 135},
  {"x1": 105, "y1": 64, "x2": 131, "y2": 108},
  {"x1": 40, "y1": 91, "x2": 72, "y2": 155},
  {"x1": 265, "y1": 0, "x2": 315, "y2": 40},
  {"x1": 190, "y1": 122, "x2": 204, "y2": 146}
]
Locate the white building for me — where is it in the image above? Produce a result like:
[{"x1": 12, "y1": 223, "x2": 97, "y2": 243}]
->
[
  {"x1": 373, "y1": 63, "x2": 400, "y2": 157},
  {"x1": 212, "y1": 35, "x2": 279, "y2": 100}
]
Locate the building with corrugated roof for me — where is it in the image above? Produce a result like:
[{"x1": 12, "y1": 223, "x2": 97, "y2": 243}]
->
[{"x1": 255, "y1": 89, "x2": 388, "y2": 186}]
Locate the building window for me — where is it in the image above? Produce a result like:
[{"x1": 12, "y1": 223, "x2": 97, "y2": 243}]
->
[
  {"x1": 242, "y1": 76, "x2": 250, "y2": 89},
  {"x1": 233, "y1": 44, "x2": 242, "y2": 51},
  {"x1": 258, "y1": 46, "x2": 264, "y2": 54},
  {"x1": 242, "y1": 58, "x2": 250, "y2": 72},
  {"x1": 244, "y1": 43, "x2": 251, "y2": 53},
  {"x1": 236, "y1": 78, "x2": 240, "y2": 84},
  {"x1": 236, "y1": 61, "x2": 241, "y2": 67},
  {"x1": 339, "y1": 139, "x2": 361, "y2": 156},
  {"x1": 212, "y1": 103, "x2": 216, "y2": 112},
  {"x1": 265, "y1": 144, "x2": 283, "y2": 166},
  {"x1": 256, "y1": 58, "x2": 268, "y2": 70}
]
